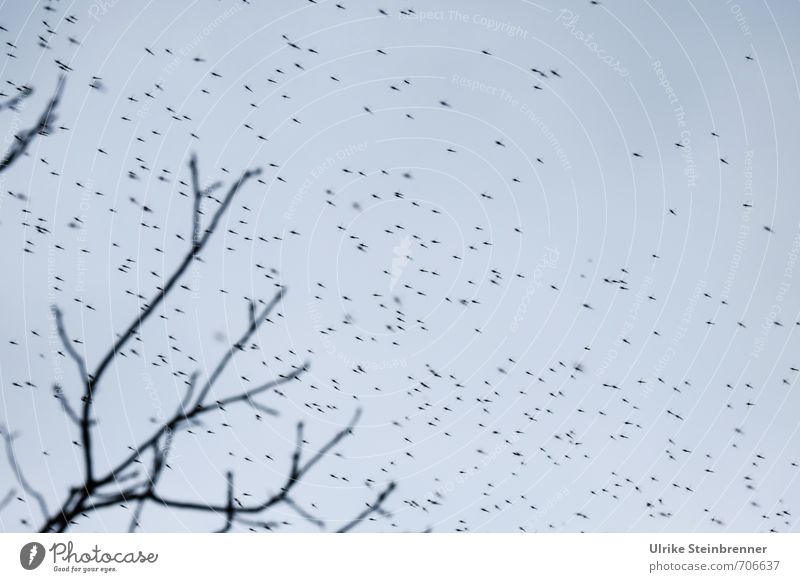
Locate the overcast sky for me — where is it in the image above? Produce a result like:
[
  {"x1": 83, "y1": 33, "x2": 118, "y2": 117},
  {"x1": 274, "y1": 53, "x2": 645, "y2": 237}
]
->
[{"x1": 1, "y1": 0, "x2": 799, "y2": 533}]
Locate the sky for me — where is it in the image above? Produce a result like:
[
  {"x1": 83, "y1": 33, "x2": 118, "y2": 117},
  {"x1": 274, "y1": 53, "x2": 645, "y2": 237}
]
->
[{"x1": 0, "y1": 0, "x2": 799, "y2": 533}]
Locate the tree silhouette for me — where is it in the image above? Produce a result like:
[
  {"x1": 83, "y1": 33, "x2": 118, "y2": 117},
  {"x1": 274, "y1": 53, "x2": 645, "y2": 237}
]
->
[{"x1": 0, "y1": 148, "x2": 395, "y2": 533}]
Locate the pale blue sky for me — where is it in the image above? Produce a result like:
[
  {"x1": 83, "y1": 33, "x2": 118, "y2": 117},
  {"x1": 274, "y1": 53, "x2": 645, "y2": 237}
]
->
[{"x1": 0, "y1": 0, "x2": 799, "y2": 533}]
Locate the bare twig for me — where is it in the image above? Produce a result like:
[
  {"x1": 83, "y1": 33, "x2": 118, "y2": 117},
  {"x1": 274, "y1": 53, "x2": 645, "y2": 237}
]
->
[
  {"x1": 192, "y1": 289, "x2": 286, "y2": 410},
  {"x1": 70, "y1": 408, "x2": 390, "y2": 533},
  {"x1": 52, "y1": 305, "x2": 93, "y2": 476},
  {"x1": 189, "y1": 154, "x2": 203, "y2": 245},
  {"x1": 283, "y1": 495, "x2": 325, "y2": 529},
  {"x1": 100, "y1": 362, "x2": 305, "y2": 493},
  {"x1": 206, "y1": 363, "x2": 307, "y2": 414},
  {"x1": 0, "y1": 75, "x2": 64, "y2": 174},
  {"x1": 290, "y1": 421, "x2": 304, "y2": 482},
  {"x1": 132, "y1": 409, "x2": 364, "y2": 515},
  {"x1": 177, "y1": 371, "x2": 201, "y2": 418},
  {"x1": 52, "y1": 305, "x2": 89, "y2": 386},
  {"x1": 216, "y1": 471, "x2": 235, "y2": 533},
  {"x1": 51, "y1": 384, "x2": 84, "y2": 427},
  {"x1": 245, "y1": 398, "x2": 280, "y2": 418},
  {"x1": 247, "y1": 299, "x2": 256, "y2": 327},
  {"x1": 294, "y1": 409, "x2": 362, "y2": 483},
  {"x1": 188, "y1": 154, "x2": 221, "y2": 245},
  {"x1": 0, "y1": 425, "x2": 49, "y2": 520},
  {"x1": 0, "y1": 488, "x2": 17, "y2": 514},
  {"x1": 127, "y1": 431, "x2": 174, "y2": 532},
  {"x1": 337, "y1": 482, "x2": 397, "y2": 533}
]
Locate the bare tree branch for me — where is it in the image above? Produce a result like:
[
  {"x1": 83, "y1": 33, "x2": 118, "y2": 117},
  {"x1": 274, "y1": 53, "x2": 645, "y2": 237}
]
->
[
  {"x1": 65, "y1": 407, "x2": 395, "y2": 533},
  {"x1": 86, "y1": 163, "x2": 262, "y2": 400},
  {"x1": 189, "y1": 154, "x2": 203, "y2": 245},
  {"x1": 52, "y1": 305, "x2": 89, "y2": 385},
  {"x1": 290, "y1": 421, "x2": 304, "y2": 482},
  {"x1": 33, "y1": 154, "x2": 394, "y2": 534},
  {"x1": 39, "y1": 157, "x2": 261, "y2": 532},
  {"x1": 294, "y1": 409, "x2": 362, "y2": 483},
  {"x1": 188, "y1": 153, "x2": 222, "y2": 245},
  {"x1": 128, "y1": 431, "x2": 173, "y2": 532},
  {"x1": 247, "y1": 299, "x2": 256, "y2": 328},
  {"x1": 192, "y1": 289, "x2": 286, "y2": 410},
  {"x1": 52, "y1": 305, "x2": 93, "y2": 476},
  {"x1": 216, "y1": 471, "x2": 235, "y2": 533},
  {"x1": 0, "y1": 488, "x2": 17, "y2": 514},
  {"x1": 51, "y1": 384, "x2": 84, "y2": 427},
  {"x1": 99, "y1": 361, "x2": 305, "y2": 495},
  {"x1": 337, "y1": 482, "x2": 397, "y2": 533},
  {"x1": 0, "y1": 425, "x2": 49, "y2": 520},
  {"x1": 206, "y1": 362, "x2": 307, "y2": 414},
  {"x1": 0, "y1": 75, "x2": 64, "y2": 175},
  {"x1": 178, "y1": 371, "x2": 201, "y2": 418},
  {"x1": 245, "y1": 398, "x2": 280, "y2": 418},
  {"x1": 54, "y1": 160, "x2": 261, "y2": 487},
  {"x1": 283, "y1": 495, "x2": 325, "y2": 529},
  {"x1": 130, "y1": 409, "x2": 365, "y2": 515}
]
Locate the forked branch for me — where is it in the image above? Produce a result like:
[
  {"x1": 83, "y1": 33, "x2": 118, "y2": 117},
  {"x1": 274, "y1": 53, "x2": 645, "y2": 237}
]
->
[{"x1": 26, "y1": 154, "x2": 394, "y2": 534}]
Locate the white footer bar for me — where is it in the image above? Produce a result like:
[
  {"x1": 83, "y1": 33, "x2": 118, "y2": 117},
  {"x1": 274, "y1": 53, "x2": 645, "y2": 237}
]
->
[{"x1": 2, "y1": 533, "x2": 798, "y2": 581}]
